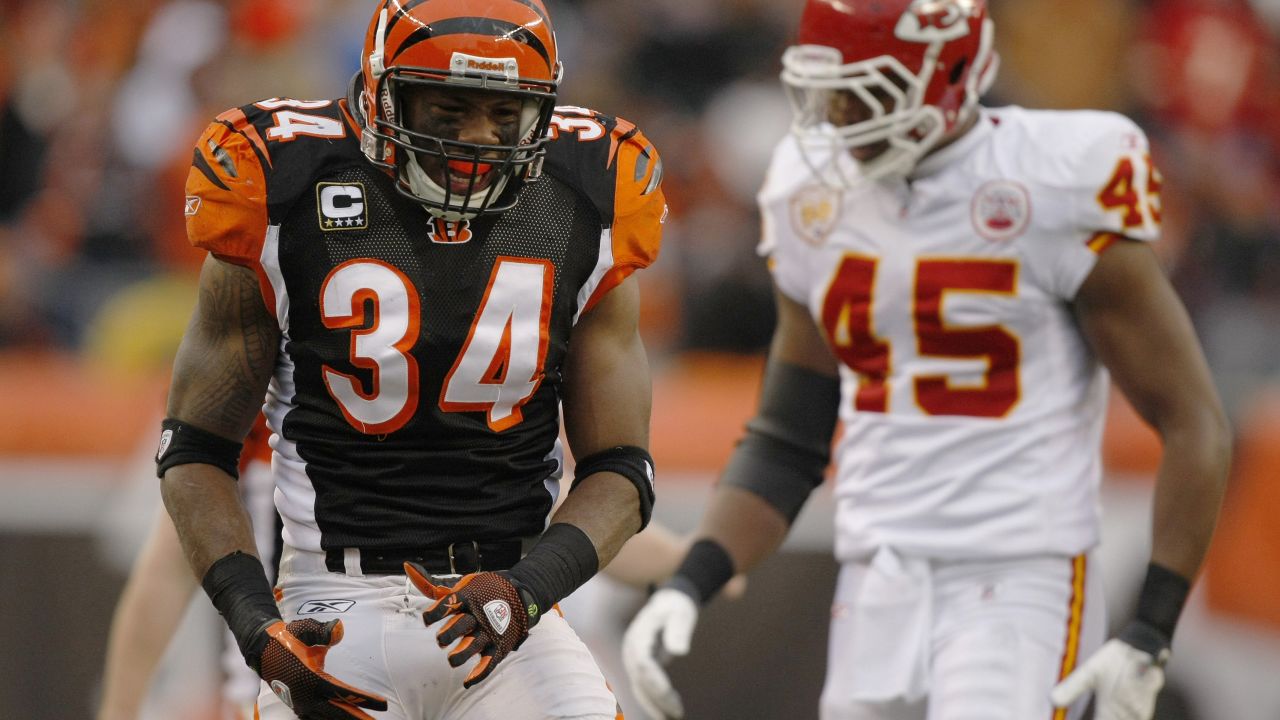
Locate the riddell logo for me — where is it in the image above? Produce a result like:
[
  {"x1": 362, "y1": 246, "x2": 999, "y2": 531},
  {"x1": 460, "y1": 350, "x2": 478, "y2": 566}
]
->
[
  {"x1": 467, "y1": 59, "x2": 506, "y2": 72},
  {"x1": 450, "y1": 52, "x2": 517, "y2": 81}
]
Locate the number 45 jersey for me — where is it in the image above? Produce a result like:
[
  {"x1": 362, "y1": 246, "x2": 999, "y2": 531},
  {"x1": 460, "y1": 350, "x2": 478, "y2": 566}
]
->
[
  {"x1": 183, "y1": 98, "x2": 665, "y2": 553},
  {"x1": 759, "y1": 107, "x2": 1161, "y2": 562}
]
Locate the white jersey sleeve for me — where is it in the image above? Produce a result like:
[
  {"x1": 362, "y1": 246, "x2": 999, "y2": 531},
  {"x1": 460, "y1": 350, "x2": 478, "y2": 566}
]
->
[
  {"x1": 1007, "y1": 109, "x2": 1162, "y2": 300},
  {"x1": 757, "y1": 134, "x2": 844, "y2": 304}
]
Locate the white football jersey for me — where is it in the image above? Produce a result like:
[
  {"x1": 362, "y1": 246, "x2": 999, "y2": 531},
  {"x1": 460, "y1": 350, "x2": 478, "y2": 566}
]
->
[{"x1": 759, "y1": 106, "x2": 1162, "y2": 561}]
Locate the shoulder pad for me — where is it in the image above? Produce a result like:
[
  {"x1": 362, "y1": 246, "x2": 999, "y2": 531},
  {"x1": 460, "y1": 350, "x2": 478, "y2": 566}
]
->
[
  {"x1": 184, "y1": 98, "x2": 361, "y2": 265},
  {"x1": 542, "y1": 107, "x2": 666, "y2": 313},
  {"x1": 998, "y1": 108, "x2": 1161, "y2": 241},
  {"x1": 541, "y1": 106, "x2": 664, "y2": 226}
]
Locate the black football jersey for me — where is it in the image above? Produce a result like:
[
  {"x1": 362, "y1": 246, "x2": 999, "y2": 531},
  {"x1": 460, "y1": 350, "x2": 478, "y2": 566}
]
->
[{"x1": 184, "y1": 98, "x2": 664, "y2": 552}]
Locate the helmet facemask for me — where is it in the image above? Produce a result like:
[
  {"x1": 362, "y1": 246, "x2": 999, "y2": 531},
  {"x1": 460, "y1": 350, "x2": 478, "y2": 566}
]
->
[
  {"x1": 364, "y1": 68, "x2": 557, "y2": 221},
  {"x1": 781, "y1": 11, "x2": 997, "y2": 186},
  {"x1": 356, "y1": 1, "x2": 562, "y2": 221},
  {"x1": 783, "y1": 45, "x2": 946, "y2": 185}
]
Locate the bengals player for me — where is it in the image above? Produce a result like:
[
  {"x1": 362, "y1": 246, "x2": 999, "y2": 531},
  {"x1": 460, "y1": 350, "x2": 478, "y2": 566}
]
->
[
  {"x1": 624, "y1": 1, "x2": 1229, "y2": 720},
  {"x1": 100, "y1": 415, "x2": 276, "y2": 720},
  {"x1": 159, "y1": 1, "x2": 664, "y2": 719}
]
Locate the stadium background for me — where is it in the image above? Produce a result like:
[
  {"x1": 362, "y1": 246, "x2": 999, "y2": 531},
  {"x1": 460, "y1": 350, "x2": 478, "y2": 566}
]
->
[{"x1": 0, "y1": 0, "x2": 1278, "y2": 717}]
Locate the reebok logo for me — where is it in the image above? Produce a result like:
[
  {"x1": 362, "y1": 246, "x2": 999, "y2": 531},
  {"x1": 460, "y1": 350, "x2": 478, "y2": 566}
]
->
[
  {"x1": 156, "y1": 429, "x2": 173, "y2": 461},
  {"x1": 297, "y1": 599, "x2": 356, "y2": 615},
  {"x1": 317, "y1": 182, "x2": 368, "y2": 231},
  {"x1": 483, "y1": 599, "x2": 512, "y2": 635},
  {"x1": 270, "y1": 680, "x2": 294, "y2": 708},
  {"x1": 184, "y1": 196, "x2": 201, "y2": 217}
]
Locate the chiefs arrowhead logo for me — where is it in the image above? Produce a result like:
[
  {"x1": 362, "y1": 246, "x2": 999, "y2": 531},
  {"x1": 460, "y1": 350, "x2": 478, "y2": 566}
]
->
[{"x1": 895, "y1": 0, "x2": 975, "y2": 43}]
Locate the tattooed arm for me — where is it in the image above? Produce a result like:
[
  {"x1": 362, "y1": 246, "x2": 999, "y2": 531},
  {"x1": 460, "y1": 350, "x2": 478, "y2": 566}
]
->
[{"x1": 161, "y1": 255, "x2": 279, "y2": 578}]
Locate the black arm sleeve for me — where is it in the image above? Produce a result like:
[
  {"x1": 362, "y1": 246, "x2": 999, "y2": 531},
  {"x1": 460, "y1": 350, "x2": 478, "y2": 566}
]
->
[{"x1": 720, "y1": 358, "x2": 841, "y2": 523}]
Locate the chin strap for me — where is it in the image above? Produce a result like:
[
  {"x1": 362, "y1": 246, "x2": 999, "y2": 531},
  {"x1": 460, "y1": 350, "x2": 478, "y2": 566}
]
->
[{"x1": 368, "y1": 8, "x2": 388, "y2": 80}]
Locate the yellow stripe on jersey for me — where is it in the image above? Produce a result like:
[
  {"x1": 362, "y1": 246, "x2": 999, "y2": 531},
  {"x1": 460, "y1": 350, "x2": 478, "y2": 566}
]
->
[{"x1": 1086, "y1": 231, "x2": 1121, "y2": 255}]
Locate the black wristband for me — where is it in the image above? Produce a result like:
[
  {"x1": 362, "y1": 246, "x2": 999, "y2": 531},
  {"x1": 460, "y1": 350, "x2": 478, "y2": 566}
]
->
[
  {"x1": 1133, "y1": 562, "x2": 1191, "y2": 639},
  {"x1": 667, "y1": 539, "x2": 735, "y2": 605},
  {"x1": 156, "y1": 418, "x2": 244, "y2": 480},
  {"x1": 1118, "y1": 619, "x2": 1172, "y2": 665},
  {"x1": 201, "y1": 551, "x2": 281, "y2": 670},
  {"x1": 505, "y1": 523, "x2": 599, "y2": 627}
]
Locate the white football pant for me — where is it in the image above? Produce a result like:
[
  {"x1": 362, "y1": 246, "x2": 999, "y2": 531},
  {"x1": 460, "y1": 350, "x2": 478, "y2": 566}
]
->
[
  {"x1": 256, "y1": 546, "x2": 619, "y2": 720},
  {"x1": 821, "y1": 548, "x2": 1105, "y2": 720}
]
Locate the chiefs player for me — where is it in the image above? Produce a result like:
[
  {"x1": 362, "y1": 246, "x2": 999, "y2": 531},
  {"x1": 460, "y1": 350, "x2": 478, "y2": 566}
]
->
[
  {"x1": 159, "y1": 1, "x2": 664, "y2": 719},
  {"x1": 624, "y1": 1, "x2": 1229, "y2": 719}
]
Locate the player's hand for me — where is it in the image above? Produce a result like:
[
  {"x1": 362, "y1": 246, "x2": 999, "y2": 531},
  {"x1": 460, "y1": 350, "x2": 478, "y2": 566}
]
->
[
  {"x1": 258, "y1": 618, "x2": 388, "y2": 720},
  {"x1": 405, "y1": 563, "x2": 533, "y2": 688},
  {"x1": 1050, "y1": 621, "x2": 1170, "y2": 720},
  {"x1": 622, "y1": 587, "x2": 699, "y2": 719}
]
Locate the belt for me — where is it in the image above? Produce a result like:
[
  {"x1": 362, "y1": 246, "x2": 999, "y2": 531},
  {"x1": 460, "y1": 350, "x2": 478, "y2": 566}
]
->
[{"x1": 324, "y1": 540, "x2": 525, "y2": 576}]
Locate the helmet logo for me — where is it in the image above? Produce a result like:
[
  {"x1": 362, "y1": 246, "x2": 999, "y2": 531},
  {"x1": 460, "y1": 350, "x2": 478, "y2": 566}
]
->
[
  {"x1": 450, "y1": 52, "x2": 519, "y2": 85},
  {"x1": 895, "y1": 0, "x2": 974, "y2": 43}
]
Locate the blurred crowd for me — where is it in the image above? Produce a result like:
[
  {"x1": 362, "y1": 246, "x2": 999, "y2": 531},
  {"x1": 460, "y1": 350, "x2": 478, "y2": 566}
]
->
[{"x1": 1, "y1": 0, "x2": 1278, "y2": 420}]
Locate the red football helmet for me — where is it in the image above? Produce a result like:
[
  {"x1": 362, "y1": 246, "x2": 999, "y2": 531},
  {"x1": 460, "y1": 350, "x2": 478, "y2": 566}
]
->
[
  {"x1": 355, "y1": 0, "x2": 561, "y2": 220},
  {"x1": 782, "y1": 0, "x2": 998, "y2": 182}
]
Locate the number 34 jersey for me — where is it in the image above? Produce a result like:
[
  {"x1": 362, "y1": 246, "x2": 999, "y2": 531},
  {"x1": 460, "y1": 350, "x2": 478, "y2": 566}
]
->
[
  {"x1": 759, "y1": 107, "x2": 1161, "y2": 562},
  {"x1": 183, "y1": 98, "x2": 665, "y2": 553}
]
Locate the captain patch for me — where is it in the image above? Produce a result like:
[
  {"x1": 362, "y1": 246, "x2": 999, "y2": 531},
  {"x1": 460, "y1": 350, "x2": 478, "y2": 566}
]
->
[{"x1": 317, "y1": 182, "x2": 368, "y2": 231}]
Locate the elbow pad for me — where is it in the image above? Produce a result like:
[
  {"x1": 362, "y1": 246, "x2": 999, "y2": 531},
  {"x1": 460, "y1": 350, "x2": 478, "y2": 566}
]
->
[{"x1": 721, "y1": 359, "x2": 840, "y2": 523}]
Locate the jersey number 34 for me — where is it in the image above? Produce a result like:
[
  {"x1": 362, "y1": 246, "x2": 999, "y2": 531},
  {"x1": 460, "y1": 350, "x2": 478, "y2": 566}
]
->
[{"x1": 319, "y1": 257, "x2": 551, "y2": 435}]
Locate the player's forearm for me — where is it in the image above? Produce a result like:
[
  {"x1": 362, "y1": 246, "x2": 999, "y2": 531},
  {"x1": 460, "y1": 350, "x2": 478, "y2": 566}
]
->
[
  {"x1": 550, "y1": 471, "x2": 641, "y2": 569},
  {"x1": 98, "y1": 535, "x2": 198, "y2": 719},
  {"x1": 160, "y1": 463, "x2": 259, "y2": 578},
  {"x1": 698, "y1": 485, "x2": 791, "y2": 576},
  {"x1": 602, "y1": 521, "x2": 690, "y2": 587},
  {"x1": 1148, "y1": 410, "x2": 1232, "y2": 580}
]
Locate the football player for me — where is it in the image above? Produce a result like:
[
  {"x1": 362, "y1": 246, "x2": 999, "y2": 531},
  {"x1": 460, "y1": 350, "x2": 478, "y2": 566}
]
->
[
  {"x1": 100, "y1": 415, "x2": 700, "y2": 719},
  {"x1": 100, "y1": 416, "x2": 276, "y2": 720},
  {"x1": 622, "y1": 1, "x2": 1230, "y2": 719},
  {"x1": 158, "y1": 1, "x2": 665, "y2": 719}
]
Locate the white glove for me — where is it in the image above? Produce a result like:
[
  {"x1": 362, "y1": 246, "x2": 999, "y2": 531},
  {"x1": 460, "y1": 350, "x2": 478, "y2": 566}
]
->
[
  {"x1": 1050, "y1": 638, "x2": 1166, "y2": 720},
  {"x1": 622, "y1": 587, "x2": 699, "y2": 719}
]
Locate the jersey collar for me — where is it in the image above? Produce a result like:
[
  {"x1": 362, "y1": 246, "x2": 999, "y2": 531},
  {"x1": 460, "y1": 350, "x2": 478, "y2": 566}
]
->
[{"x1": 909, "y1": 108, "x2": 996, "y2": 181}]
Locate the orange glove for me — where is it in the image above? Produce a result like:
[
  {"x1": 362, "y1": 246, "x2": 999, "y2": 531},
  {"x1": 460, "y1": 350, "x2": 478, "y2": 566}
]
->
[
  {"x1": 405, "y1": 563, "x2": 535, "y2": 688},
  {"x1": 258, "y1": 618, "x2": 389, "y2": 719}
]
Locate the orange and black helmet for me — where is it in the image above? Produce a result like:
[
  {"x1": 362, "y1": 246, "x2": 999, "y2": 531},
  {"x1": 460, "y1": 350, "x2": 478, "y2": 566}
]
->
[{"x1": 355, "y1": 0, "x2": 561, "y2": 220}]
